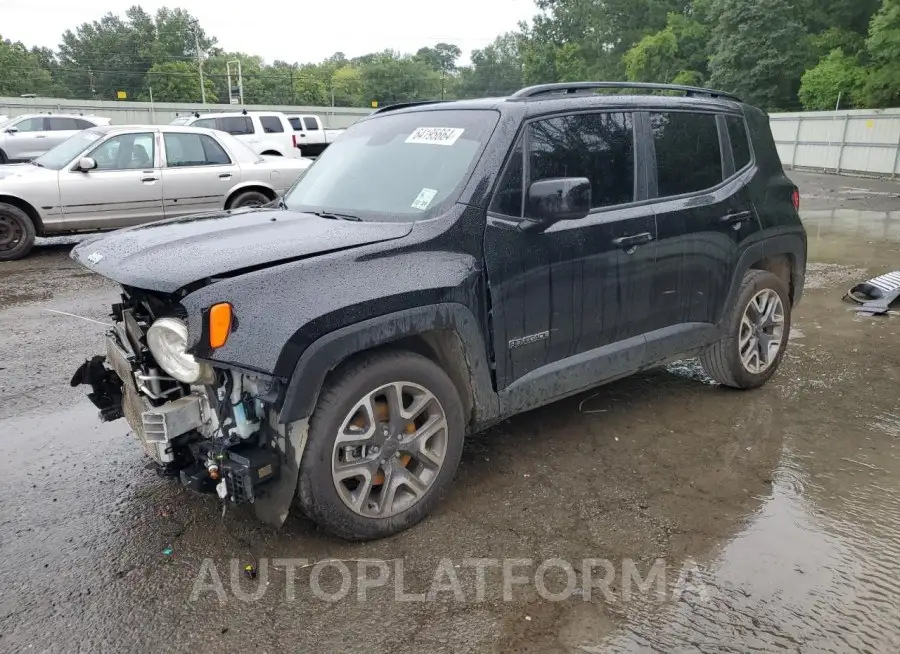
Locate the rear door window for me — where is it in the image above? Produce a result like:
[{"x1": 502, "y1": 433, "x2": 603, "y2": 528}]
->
[
  {"x1": 260, "y1": 116, "x2": 284, "y2": 133},
  {"x1": 726, "y1": 116, "x2": 752, "y2": 171},
  {"x1": 650, "y1": 112, "x2": 723, "y2": 197},
  {"x1": 303, "y1": 117, "x2": 319, "y2": 131},
  {"x1": 164, "y1": 133, "x2": 232, "y2": 166},
  {"x1": 47, "y1": 117, "x2": 79, "y2": 130}
]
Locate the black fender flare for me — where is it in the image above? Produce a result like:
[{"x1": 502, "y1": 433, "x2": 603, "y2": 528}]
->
[
  {"x1": 278, "y1": 302, "x2": 499, "y2": 427},
  {"x1": 722, "y1": 231, "x2": 806, "y2": 326}
]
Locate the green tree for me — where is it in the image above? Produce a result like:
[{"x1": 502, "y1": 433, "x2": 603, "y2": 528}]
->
[
  {"x1": 860, "y1": 0, "x2": 900, "y2": 106},
  {"x1": 624, "y1": 11, "x2": 709, "y2": 84},
  {"x1": 143, "y1": 60, "x2": 217, "y2": 102},
  {"x1": 330, "y1": 66, "x2": 363, "y2": 106},
  {"x1": 799, "y1": 49, "x2": 866, "y2": 109},
  {"x1": 57, "y1": 5, "x2": 215, "y2": 100},
  {"x1": 415, "y1": 43, "x2": 462, "y2": 73},
  {"x1": 708, "y1": 0, "x2": 809, "y2": 110},
  {"x1": 457, "y1": 33, "x2": 524, "y2": 98},
  {"x1": 360, "y1": 51, "x2": 442, "y2": 106},
  {"x1": 0, "y1": 35, "x2": 54, "y2": 96}
]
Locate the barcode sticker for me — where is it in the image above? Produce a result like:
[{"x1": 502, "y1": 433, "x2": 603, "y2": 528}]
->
[{"x1": 405, "y1": 127, "x2": 464, "y2": 146}]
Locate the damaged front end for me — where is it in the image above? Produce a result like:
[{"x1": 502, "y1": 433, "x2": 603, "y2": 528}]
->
[{"x1": 71, "y1": 287, "x2": 286, "y2": 508}]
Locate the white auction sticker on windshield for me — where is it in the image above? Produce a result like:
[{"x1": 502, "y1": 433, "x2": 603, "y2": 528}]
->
[
  {"x1": 411, "y1": 188, "x2": 438, "y2": 210},
  {"x1": 405, "y1": 127, "x2": 464, "y2": 146}
]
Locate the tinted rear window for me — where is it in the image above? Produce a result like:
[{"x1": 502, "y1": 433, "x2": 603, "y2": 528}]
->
[
  {"x1": 289, "y1": 117, "x2": 303, "y2": 130},
  {"x1": 726, "y1": 116, "x2": 752, "y2": 171},
  {"x1": 650, "y1": 112, "x2": 723, "y2": 197}
]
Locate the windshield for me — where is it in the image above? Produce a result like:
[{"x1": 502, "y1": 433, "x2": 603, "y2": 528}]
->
[
  {"x1": 32, "y1": 130, "x2": 104, "y2": 170},
  {"x1": 170, "y1": 116, "x2": 193, "y2": 126},
  {"x1": 282, "y1": 109, "x2": 499, "y2": 221}
]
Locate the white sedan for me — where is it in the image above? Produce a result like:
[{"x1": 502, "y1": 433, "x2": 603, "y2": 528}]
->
[{"x1": 0, "y1": 125, "x2": 313, "y2": 260}]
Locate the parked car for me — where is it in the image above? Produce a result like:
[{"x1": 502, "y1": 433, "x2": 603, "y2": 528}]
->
[
  {"x1": 285, "y1": 114, "x2": 345, "y2": 156},
  {"x1": 70, "y1": 82, "x2": 806, "y2": 541},
  {"x1": 0, "y1": 113, "x2": 111, "y2": 163},
  {"x1": 170, "y1": 111, "x2": 300, "y2": 158},
  {"x1": 0, "y1": 124, "x2": 311, "y2": 260}
]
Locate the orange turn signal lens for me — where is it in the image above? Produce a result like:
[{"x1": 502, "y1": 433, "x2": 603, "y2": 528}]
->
[{"x1": 208, "y1": 303, "x2": 233, "y2": 349}]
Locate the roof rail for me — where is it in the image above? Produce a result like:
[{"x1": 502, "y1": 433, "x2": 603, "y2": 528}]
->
[
  {"x1": 370, "y1": 100, "x2": 446, "y2": 115},
  {"x1": 510, "y1": 82, "x2": 741, "y2": 103}
]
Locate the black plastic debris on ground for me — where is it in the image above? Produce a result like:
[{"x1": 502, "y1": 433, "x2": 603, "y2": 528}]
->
[{"x1": 845, "y1": 271, "x2": 900, "y2": 316}]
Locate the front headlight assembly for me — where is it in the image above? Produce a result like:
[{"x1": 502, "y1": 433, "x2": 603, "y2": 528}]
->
[{"x1": 146, "y1": 317, "x2": 213, "y2": 384}]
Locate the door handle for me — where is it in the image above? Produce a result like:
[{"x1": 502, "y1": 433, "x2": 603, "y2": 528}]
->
[
  {"x1": 719, "y1": 210, "x2": 752, "y2": 225},
  {"x1": 613, "y1": 232, "x2": 654, "y2": 250},
  {"x1": 218, "y1": 173, "x2": 232, "y2": 179},
  {"x1": 35, "y1": 135, "x2": 47, "y2": 139},
  {"x1": 141, "y1": 175, "x2": 158, "y2": 182}
]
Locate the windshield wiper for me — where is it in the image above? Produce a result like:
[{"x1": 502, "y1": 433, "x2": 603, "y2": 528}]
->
[
  {"x1": 311, "y1": 211, "x2": 362, "y2": 222},
  {"x1": 29, "y1": 161, "x2": 44, "y2": 167}
]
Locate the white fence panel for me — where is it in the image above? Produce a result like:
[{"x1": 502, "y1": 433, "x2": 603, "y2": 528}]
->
[{"x1": 769, "y1": 108, "x2": 900, "y2": 178}]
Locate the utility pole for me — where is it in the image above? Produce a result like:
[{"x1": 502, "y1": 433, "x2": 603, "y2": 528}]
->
[{"x1": 192, "y1": 21, "x2": 206, "y2": 104}]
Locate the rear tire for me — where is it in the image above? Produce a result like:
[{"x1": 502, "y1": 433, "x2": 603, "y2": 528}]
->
[
  {"x1": 0, "y1": 202, "x2": 36, "y2": 261},
  {"x1": 228, "y1": 190, "x2": 271, "y2": 209},
  {"x1": 700, "y1": 269, "x2": 791, "y2": 389},
  {"x1": 297, "y1": 350, "x2": 465, "y2": 541},
  {"x1": 0, "y1": 149, "x2": 7, "y2": 164}
]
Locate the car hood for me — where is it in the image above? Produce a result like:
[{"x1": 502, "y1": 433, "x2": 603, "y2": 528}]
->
[
  {"x1": 0, "y1": 163, "x2": 57, "y2": 183},
  {"x1": 71, "y1": 208, "x2": 414, "y2": 293}
]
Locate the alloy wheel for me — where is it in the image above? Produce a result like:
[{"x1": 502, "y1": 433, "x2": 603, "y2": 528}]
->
[
  {"x1": 331, "y1": 381, "x2": 448, "y2": 518},
  {"x1": 739, "y1": 288, "x2": 785, "y2": 374}
]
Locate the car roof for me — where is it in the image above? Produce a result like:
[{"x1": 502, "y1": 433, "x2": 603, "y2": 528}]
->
[
  {"x1": 11, "y1": 113, "x2": 109, "y2": 120},
  {"x1": 183, "y1": 111, "x2": 287, "y2": 119},
  {"x1": 86, "y1": 124, "x2": 235, "y2": 137},
  {"x1": 368, "y1": 91, "x2": 745, "y2": 121}
]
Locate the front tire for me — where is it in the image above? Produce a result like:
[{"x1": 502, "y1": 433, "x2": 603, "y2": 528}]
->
[
  {"x1": 297, "y1": 350, "x2": 465, "y2": 541},
  {"x1": 228, "y1": 190, "x2": 271, "y2": 209},
  {"x1": 700, "y1": 269, "x2": 791, "y2": 389},
  {"x1": 0, "y1": 202, "x2": 36, "y2": 261}
]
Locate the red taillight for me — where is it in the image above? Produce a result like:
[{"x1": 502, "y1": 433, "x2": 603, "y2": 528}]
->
[
  {"x1": 791, "y1": 188, "x2": 800, "y2": 211},
  {"x1": 292, "y1": 134, "x2": 297, "y2": 148}
]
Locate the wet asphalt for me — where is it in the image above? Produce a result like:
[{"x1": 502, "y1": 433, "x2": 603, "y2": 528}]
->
[{"x1": 1, "y1": 171, "x2": 899, "y2": 652}]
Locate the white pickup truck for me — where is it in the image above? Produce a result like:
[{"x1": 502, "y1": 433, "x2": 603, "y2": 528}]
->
[
  {"x1": 170, "y1": 111, "x2": 301, "y2": 158},
  {"x1": 285, "y1": 115, "x2": 345, "y2": 156}
]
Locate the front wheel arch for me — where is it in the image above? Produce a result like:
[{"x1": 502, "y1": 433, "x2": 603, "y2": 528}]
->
[
  {"x1": 224, "y1": 186, "x2": 276, "y2": 209},
  {"x1": 277, "y1": 303, "x2": 499, "y2": 430}
]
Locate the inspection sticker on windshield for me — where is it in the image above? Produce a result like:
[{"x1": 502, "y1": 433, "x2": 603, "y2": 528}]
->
[
  {"x1": 406, "y1": 127, "x2": 465, "y2": 146},
  {"x1": 411, "y1": 188, "x2": 438, "y2": 210}
]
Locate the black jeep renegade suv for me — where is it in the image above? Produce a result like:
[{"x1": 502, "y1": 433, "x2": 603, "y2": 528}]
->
[{"x1": 71, "y1": 82, "x2": 806, "y2": 540}]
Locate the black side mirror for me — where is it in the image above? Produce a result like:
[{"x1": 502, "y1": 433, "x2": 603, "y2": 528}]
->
[{"x1": 521, "y1": 177, "x2": 591, "y2": 232}]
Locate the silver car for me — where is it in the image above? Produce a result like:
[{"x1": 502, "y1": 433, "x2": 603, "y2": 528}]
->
[
  {"x1": 0, "y1": 114, "x2": 112, "y2": 163},
  {"x1": 0, "y1": 125, "x2": 313, "y2": 260}
]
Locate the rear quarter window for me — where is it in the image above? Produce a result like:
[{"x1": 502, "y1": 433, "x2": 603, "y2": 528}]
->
[
  {"x1": 726, "y1": 116, "x2": 752, "y2": 171},
  {"x1": 260, "y1": 116, "x2": 284, "y2": 133}
]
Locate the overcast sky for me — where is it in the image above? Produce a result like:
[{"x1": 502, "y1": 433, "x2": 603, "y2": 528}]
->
[{"x1": 2, "y1": 0, "x2": 537, "y2": 64}]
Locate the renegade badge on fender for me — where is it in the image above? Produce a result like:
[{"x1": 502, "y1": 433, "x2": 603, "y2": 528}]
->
[{"x1": 72, "y1": 82, "x2": 806, "y2": 541}]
